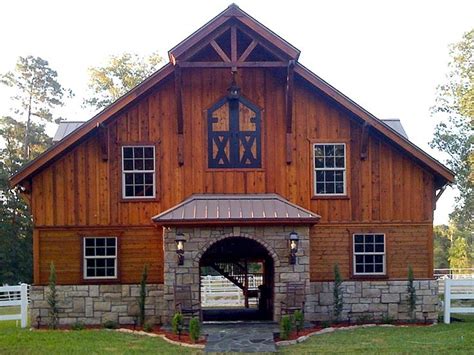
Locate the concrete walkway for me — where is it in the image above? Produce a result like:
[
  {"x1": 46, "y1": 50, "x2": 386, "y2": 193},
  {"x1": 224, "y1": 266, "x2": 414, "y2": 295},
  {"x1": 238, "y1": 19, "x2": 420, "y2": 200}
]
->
[{"x1": 203, "y1": 322, "x2": 278, "y2": 353}]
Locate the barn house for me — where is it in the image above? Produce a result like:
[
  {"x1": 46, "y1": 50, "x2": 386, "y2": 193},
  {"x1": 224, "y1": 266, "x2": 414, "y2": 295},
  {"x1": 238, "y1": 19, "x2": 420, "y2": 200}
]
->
[{"x1": 10, "y1": 4, "x2": 454, "y2": 326}]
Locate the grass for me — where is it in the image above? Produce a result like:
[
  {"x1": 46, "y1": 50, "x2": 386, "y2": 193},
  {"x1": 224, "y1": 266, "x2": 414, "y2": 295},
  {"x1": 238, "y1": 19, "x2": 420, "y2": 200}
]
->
[
  {"x1": 280, "y1": 315, "x2": 474, "y2": 354},
  {"x1": 1, "y1": 309, "x2": 473, "y2": 354}
]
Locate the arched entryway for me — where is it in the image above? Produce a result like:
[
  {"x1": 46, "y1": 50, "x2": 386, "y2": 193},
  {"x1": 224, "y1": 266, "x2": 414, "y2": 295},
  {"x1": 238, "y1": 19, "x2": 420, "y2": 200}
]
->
[{"x1": 199, "y1": 237, "x2": 274, "y2": 321}]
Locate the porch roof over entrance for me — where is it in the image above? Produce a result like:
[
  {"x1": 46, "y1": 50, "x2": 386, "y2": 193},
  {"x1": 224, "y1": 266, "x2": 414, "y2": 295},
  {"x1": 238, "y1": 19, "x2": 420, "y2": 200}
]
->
[{"x1": 152, "y1": 194, "x2": 320, "y2": 226}]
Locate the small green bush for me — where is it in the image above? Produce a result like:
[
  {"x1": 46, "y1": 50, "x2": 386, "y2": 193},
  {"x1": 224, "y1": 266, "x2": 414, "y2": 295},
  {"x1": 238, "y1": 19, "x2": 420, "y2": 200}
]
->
[
  {"x1": 143, "y1": 322, "x2": 153, "y2": 332},
  {"x1": 407, "y1": 265, "x2": 417, "y2": 320},
  {"x1": 47, "y1": 262, "x2": 59, "y2": 329},
  {"x1": 333, "y1": 264, "x2": 343, "y2": 321},
  {"x1": 172, "y1": 312, "x2": 184, "y2": 335},
  {"x1": 356, "y1": 314, "x2": 373, "y2": 325},
  {"x1": 382, "y1": 314, "x2": 395, "y2": 324},
  {"x1": 321, "y1": 320, "x2": 331, "y2": 328},
  {"x1": 189, "y1": 317, "x2": 201, "y2": 343},
  {"x1": 103, "y1": 320, "x2": 118, "y2": 329},
  {"x1": 280, "y1": 315, "x2": 292, "y2": 340},
  {"x1": 71, "y1": 321, "x2": 85, "y2": 330},
  {"x1": 138, "y1": 264, "x2": 148, "y2": 326},
  {"x1": 293, "y1": 310, "x2": 304, "y2": 334}
]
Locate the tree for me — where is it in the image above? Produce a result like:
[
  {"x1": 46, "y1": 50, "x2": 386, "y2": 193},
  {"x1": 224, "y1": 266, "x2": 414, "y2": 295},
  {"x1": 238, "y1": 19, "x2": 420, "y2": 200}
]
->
[
  {"x1": 433, "y1": 225, "x2": 451, "y2": 269},
  {"x1": 449, "y1": 236, "x2": 471, "y2": 269},
  {"x1": 83, "y1": 52, "x2": 163, "y2": 110},
  {"x1": 0, "y1": 56, "x2": 71, "y2": 159},
  {"x1": 431, "y1": 29, "x2": 473, "y2": 264},
  {"x1": 0, "y1": 117, "x2": 52, "y2": 284}
]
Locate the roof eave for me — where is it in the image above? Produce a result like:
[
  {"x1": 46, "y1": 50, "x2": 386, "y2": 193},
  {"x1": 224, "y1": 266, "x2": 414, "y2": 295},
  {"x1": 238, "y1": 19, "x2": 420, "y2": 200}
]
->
[
  {"x1": 9, "y1": 63, "x2": 175, "y2": 187},
  {"x1": 152, "y1": 217, "x2": 320, "y2": 227},
  {"x1": 294, "y1": 62, "x2": 455, "y2": 185}
]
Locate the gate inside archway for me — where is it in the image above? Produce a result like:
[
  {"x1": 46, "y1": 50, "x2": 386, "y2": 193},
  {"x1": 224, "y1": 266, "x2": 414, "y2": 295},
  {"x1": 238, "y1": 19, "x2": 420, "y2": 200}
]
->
[
  {"x1": 200, "y1": 237, "x2": 274, "y2": 321},
  {"x1": 153, "y1": 194, "x2": 320, "y2": 324}
]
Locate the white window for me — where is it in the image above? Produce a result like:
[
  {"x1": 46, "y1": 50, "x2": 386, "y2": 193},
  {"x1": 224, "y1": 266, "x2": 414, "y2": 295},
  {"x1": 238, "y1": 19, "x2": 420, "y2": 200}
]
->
[
  {"x1": 313, "y1": 143, "x2": 346, "y2": 195},
  {"x1": 122, "y1": 146, "x2": 155, "y2": 199},
  {"x1": 353, "y1": 234, "x2": 386, "y2": 275},
  {"x1": 83, "y1": 237, "x2": 117, "y2": 279}
]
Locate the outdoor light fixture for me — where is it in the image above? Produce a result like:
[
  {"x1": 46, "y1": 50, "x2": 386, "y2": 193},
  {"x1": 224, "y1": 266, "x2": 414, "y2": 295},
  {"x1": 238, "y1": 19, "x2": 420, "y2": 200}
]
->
[
  {"x1": 227, "y1": 71, "x2": 241, "y2": 100},
  {"x1": 289, "y1": 231, "x2": 299, "y2": 265},
  {"x1": 175, "y1": 233, "x2": 186, "y2": 265}
]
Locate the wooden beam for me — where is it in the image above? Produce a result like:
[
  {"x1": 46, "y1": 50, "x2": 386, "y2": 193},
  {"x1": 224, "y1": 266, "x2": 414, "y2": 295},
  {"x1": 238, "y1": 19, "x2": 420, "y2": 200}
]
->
[
  {"x1": 239, "y1": 40, "x2": 258, "y2": 62},
  {"x1": 360, "y1": 122, "x2": 370, "y2": 160},
  {"x1": 231, "y1": 25, "x2": 237, "y2": 71},
  {"x1": 175, "y1": 66, "x2": 184, "y2": 165},
  {"x1": 178, "y1": 61, "x2": 287, "y2": 68},
  {"x1": 435, "y1": 185, "x2": 447, "y2": 203},
  {"x1": 285, "y1": 60, "x2": 295, "y2": 164},
  {"x1": 210, "y1": 40, "x2": 231, "y2": 62},
  {"x1": 98, "y1": 123, "x2": 109, "y2": 161}
]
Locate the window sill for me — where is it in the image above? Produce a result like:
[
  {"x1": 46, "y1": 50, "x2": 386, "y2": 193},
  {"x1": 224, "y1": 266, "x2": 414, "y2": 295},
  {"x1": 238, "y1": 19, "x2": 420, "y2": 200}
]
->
[
  {"x1": 80, "y1": 278, "x2": 120, "y2": 285},
  {"x1": 311, "y1": 195, "x2": 350, "y2": 200},
  {"x1": 350, "y1": 274, "x2": 388, "y2": 281},
  {"x1": 120, "y1": 197, "x2": 159, "y2": 203}
]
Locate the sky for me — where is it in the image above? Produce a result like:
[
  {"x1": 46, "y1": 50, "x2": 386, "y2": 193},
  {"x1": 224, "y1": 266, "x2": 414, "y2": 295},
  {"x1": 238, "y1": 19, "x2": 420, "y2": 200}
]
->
[{"x1": 0, "y1": 0, "x2": 472, "y2": 224}]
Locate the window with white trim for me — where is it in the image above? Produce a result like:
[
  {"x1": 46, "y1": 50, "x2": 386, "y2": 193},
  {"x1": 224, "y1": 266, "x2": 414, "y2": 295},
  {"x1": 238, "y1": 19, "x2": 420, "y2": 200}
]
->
[
  {"x1": 83, "y1": 237, "x2": 117, "y2": 279},
  {"x1": 353, "y1": 234, "x2": 385, "y2": 275},
  {"x1": 313, "y1": 143, "x2": 346, "y2": 195},
  {"x1": 122, "y1": 146, "x2": 155, "y2": 198}
]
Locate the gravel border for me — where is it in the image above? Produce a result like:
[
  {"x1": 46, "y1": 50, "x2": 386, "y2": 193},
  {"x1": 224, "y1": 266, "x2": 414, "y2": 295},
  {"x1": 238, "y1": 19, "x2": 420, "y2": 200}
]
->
[{"x1": 115, "y1": 328, "x2": 205, "y2": 349}]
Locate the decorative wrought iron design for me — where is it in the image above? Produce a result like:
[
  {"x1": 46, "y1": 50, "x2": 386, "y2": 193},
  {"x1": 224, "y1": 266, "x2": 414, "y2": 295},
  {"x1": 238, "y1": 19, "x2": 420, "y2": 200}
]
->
[{"x1": 208, "y1": 93, "x2": 261, "y2": 168}]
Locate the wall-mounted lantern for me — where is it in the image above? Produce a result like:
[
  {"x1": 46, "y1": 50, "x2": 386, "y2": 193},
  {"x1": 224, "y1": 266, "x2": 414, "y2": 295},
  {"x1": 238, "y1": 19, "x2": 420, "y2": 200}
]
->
[
  {"x1": 176, "y1": 233, "x2": 186, "y2": 265},
  {"x1": 289, "y1": 231, "x2": 299, "y2": 265}
]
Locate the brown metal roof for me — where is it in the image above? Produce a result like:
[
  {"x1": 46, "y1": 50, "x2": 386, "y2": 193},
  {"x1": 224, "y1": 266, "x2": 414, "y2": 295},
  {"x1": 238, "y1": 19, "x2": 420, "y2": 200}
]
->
[{"x1": 152, "y1": 194, "x2": 320, "y2": 226}]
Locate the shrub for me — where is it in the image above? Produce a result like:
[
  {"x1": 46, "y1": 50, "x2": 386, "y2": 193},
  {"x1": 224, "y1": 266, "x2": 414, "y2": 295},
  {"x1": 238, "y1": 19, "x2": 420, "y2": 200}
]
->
[
  {"x1": 71, "y1": 321, "x2": 85, "y2": 330},
  {"x1": 189, "y1": 317, "x2": 201, "y2": 343},
  {"x1": 293, "y1": 310, "x2": 304, "y2": 334},
  {"x1": 103, "y1": 320, "x2": 118, "y2": 329},
  {"x1": 355, "y1": 314, "x2": 373, "y2": 325},
  {"x1": 382, "y1": 314, "x2": 394, "y2": 324},
  {"x1": 279, "y1": 315, "x2": 292, "y2": 340},
  {"x1": 321, "y1": 320, "x2": 331, "y2": 328},
  {"x1": 172, "y1": 312, "x2": 184, "y2": 335},
  {"x1": 138, "y1": 264, "x2": 148, "y2": 326},
  {"x1": 407, "y1": 265, "x2": 417, "y2": 320},
  {"x1": 47, "y1": 262, "x2": 59, "y2": 329},
  {"x1": 333, "y1": 264, "x2": 343, "y2": 321},
  {"x1": 143, "y1": 322, "x2": 153, "y2": 332}
]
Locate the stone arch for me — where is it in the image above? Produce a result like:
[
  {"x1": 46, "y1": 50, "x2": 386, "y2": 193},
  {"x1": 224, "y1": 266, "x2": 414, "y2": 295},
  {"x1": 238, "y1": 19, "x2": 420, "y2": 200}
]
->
[{"x1": 194, "y1": 232, "x2": 281, "y2": 267}]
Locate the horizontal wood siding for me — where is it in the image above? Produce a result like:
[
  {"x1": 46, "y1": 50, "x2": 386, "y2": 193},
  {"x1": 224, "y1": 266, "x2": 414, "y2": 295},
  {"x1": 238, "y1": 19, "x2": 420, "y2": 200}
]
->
[
  {"x1": 310, "y1": 224, "x2": 433, "y2": 281},
  {"x1": 37, "y1": 228, "x2": 163, "y2": 285}
]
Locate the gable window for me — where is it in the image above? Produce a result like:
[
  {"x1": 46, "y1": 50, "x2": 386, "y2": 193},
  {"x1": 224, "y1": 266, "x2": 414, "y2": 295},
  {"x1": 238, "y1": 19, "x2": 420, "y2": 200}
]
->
[
  {"x1": 83, "y1": 237, "x2": 117, "y2": 279},
  {"x1": 208, "y1": 95, "x2": 261, "y2": 169},
  {"x1": 353, "y1": 234, "x2": 385, "y2": 275},
  {"x1": 122, "y1": 146, "x2": 155, "y2": 199},
  {"x1": 313, "y1": 143, "x2": 346, "y2": 195}
]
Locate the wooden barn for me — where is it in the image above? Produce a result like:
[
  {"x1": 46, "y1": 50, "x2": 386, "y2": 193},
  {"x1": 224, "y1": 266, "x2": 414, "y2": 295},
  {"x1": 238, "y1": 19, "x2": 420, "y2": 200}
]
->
[{"x1": 10, "y1": 4, "x2": 454, "y2": 325}]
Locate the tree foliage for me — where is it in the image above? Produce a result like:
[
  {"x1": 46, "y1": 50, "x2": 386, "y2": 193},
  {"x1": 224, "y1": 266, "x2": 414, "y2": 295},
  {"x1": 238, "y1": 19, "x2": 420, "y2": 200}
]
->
[
  {"x1": 431, "y1": 29, "x2": 473, "y2": 267},
  {"x1": 0, "y1": 56, "x2": 71, "y2": 159},
  {"x1": 83, "y1": 52, "x2": 163, "y2": 110},
  {"x1": 0, "y1": 56, "x2": 63, "y2": 285}
]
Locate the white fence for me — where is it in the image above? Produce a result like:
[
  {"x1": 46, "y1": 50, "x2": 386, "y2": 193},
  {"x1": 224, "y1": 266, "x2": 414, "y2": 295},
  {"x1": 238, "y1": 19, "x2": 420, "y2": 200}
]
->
[
  {"x1": 0, "y1": 284, "x2": 29, "y2": 328},
  {"x1": 435, "y1": 268, "x2": 474, "y2": 294},
  {"x1": 443, "y1": 279, "x2": 474, "y2": 324},
  {"x1": 201, "y1": 275, "x2": 263, "y2": 308}
]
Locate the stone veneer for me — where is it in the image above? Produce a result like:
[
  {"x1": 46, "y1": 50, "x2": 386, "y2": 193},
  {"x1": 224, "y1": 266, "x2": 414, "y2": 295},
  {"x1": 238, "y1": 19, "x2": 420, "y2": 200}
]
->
[
  {"x1": 162, "y1": 226, "x2": 311, "y2": 323},
  {"x1": 306, "y1": 280, "x2": 439, "y2": 322},
  {"x1": 30, "y1": 284, "x2": 164, "y2": 326}
]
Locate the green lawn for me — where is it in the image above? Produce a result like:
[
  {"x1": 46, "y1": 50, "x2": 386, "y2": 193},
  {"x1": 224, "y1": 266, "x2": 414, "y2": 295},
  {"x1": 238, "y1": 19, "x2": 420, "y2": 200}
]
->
[
  {"x1": 1, "y1": 313, "x2": 473, "y2": 354},
  {"x1": 280, "y1": 315, "x2": 474, "y2": 354}
]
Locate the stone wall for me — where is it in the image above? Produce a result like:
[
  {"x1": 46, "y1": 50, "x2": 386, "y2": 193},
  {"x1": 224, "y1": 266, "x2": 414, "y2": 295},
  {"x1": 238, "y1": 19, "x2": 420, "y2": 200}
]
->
[
  {"x1": 306, "y1": 280, "x2": 439, "y2": 322},
  {"x1": 162, "y1": 226, "x2": 311, "y2": 323},
  {"x1": 30, "y1": 284, "x2": 164, "y2": 327}
]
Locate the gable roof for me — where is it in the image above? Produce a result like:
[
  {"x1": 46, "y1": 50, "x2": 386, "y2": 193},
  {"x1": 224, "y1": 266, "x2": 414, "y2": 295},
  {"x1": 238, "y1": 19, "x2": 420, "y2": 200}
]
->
[
  {"x1": 9, "y1": 4, "x2": 454, "y2": 188},
  {"x1": 152, "y1": 194, "x2": 320, "y2": 226}
]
